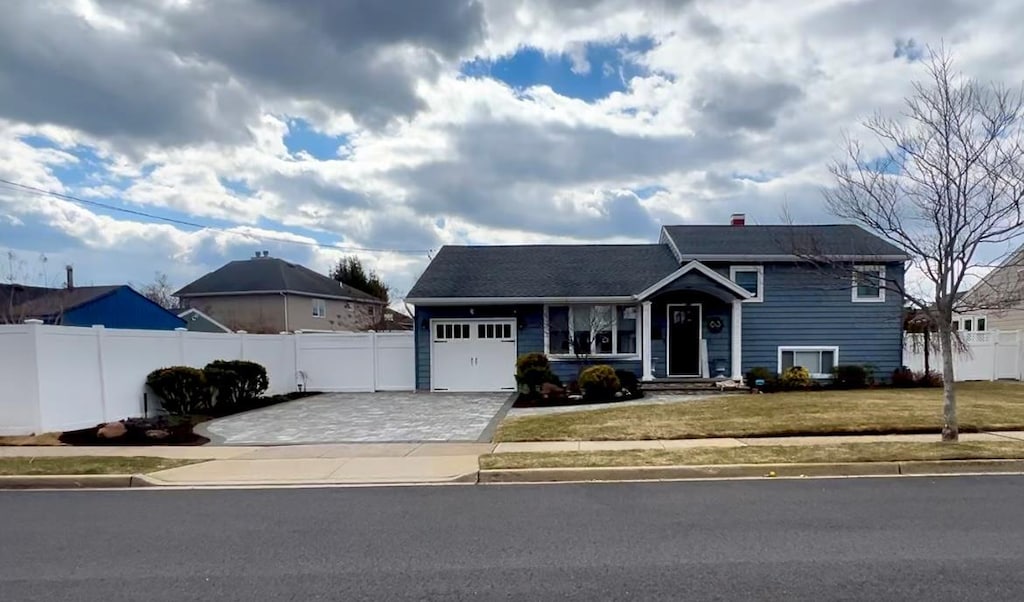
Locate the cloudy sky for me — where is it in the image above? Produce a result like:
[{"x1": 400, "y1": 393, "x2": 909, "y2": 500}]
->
[{"x1": 2, "y1": 0, "x2": 1023, "y2": 301}]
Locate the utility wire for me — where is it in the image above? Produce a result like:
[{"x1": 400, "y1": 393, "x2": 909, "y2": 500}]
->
[{"x1": 0, "y1": 178, "x2": 434, "y2": 255}]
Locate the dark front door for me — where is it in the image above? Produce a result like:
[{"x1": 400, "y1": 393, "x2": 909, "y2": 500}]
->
[{"x1": 667, "y1": 304, "x2": 701, "y2": 376}]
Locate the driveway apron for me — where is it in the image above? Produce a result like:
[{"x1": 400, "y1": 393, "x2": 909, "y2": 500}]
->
[{"x1": 201, "y1": 392, "x2": 512, "y2": 445}]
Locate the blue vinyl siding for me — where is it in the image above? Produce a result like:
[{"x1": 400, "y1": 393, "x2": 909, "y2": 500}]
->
[
  {"x1": 414, "y1": 304, "x2": 642, "y2": 390},
  {"x1": 61, "y1": 287, "x2": 185, "y2": 330},
  {"x1": 732, "y1": 262, "x2": 904, "y2": 378},
  {"x1": 413, "y1": 259, "x2": 905, "y2": 389}
]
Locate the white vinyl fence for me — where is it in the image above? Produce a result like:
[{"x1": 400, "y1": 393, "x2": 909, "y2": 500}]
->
[
  {"x1": 0, "y1": 323, "x2": 414, "y2": 435},
  {"x1": 903, "y1": 330, "x2": 1021, "y2": 382}
]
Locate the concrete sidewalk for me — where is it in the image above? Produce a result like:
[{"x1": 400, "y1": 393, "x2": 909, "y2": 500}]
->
[{"x1": 5, "y1": 432, "x2": 1024, "y2": 487}]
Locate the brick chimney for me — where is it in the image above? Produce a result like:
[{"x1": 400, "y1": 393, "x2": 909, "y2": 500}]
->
[
  {"x1": 65, "y1": 265, "x2": 74, "y2": 290},
  {"x1": 730, "y1": 213, "x2": 746, "y2": 226}
]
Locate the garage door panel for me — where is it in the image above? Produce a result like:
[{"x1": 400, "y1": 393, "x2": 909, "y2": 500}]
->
[{"x1": 431, "y1": 319, "x2": 516, "y2": 392}]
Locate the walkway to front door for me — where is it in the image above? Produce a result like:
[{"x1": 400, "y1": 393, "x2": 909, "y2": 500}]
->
[
  {"x1": 667, "y1": 303, "x2": 701, "y2": 376},
  {"x1": 200, "y1": 392, "x2": 512, "y2": 445}
]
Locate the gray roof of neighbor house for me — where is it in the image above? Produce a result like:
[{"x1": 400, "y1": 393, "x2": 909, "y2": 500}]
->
[
  {"x1": 406, "y1": 245, "x2": 680, "y2": 299},
  {"x1": 175, "y1": 257, "x2": 384, "y2": 303},
  {"x1": 0, "y1": 284, "x2": 52, "y2": 312},
  {"x1": 662, "y1": 224, "x2": 909, "y2": 258},
  {"x1": 9, "y1": 285, "x2": 123, "y2": 318}
]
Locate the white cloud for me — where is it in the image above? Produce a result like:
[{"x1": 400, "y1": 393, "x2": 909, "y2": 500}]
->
[{"x1": 1, "y1": 0, "x2": 1023, "y2": 300}]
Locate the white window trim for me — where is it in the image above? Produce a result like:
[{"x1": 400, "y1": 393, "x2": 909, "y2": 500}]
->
[
  {"x1": 543, "y1": 304, "x2": 640, "y2": 359},
  {"x1": 777, "y1": 346, "x2": 839, "y2": 379},
  {"x1": 852, "y1": 265, "x2": 886, "y2": 303},
  {"x1": 729, "y1": 265, "x2": 764, "y2": 303},
  {"x1": 312, "y1": 298, "x2": 326, "y2": 318},
  {"x1": 956, "y1": 315, "x2": 988, "y2": 332}
]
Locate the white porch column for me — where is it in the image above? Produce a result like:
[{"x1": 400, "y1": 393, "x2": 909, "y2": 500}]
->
[
  {"x1": 731, "y1": 299, "x2": 743, "y2": 380},
  {"x1": 641, "y1": 300, "x2": 654, "y2": 381}
]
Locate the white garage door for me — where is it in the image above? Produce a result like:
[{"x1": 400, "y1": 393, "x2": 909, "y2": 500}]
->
[{"x1": 431, "y1": 319, "x2": 517, "y2": 392}]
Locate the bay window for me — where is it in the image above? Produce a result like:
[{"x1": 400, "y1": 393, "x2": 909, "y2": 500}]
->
[{"x1": 546, "y1": 304, "x2": 639, "y2": 356}]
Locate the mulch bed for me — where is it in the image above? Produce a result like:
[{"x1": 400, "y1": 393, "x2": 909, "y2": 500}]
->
[
  {"x1": 512, "y1": 392, "x2": 645, "y2": 409},
  {"x1": 56, "y1": 391, "x2": 320, "y2": 447}
]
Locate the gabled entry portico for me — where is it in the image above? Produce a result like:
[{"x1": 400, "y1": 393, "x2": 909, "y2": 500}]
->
[{"x1": 636, "y1": 261, "x2": 752, "y2": 382}]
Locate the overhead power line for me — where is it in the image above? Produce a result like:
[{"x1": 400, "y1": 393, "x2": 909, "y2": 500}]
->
[{"x1": 0, "y1": 178, "x2": 433, "y2": 255}]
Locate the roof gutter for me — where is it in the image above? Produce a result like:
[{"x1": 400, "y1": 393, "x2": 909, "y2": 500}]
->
[
  {"x1": 175, "y1": 289, "x2": 385, "y2": 304},
  {"x1": 675, "y1": 254, "x2": 911, "y2": 262},
  {"x1": 405, "y1": 296, "x2": 636, "y2": 306}
]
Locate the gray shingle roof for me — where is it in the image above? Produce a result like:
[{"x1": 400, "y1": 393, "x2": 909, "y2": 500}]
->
[
  {"x1": 11, "y1": 285, "x2": 122, "y2": 317},
  {"x1": 175, "y1": 257, "x2": 383, "y2": 303},
  {"x1": 662, "y1": 224, "x2": 908, "y2": 258},
  {"x1": 406, "y1": 245, "x2": 680, "y2": 299}
]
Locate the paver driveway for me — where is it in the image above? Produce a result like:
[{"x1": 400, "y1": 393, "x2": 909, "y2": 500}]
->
[{"x1": 201, "y1": 392, "x2": 511, "y2": 445}]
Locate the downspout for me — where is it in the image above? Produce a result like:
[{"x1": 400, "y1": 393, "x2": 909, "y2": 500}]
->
[{"x1": 280, "y1": 292, "x2": 289, "y2": 332}]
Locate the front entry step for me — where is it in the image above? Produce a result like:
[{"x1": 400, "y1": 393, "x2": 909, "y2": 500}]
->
[{"x1": 643, "y1": 379, "x2": 747, "y2": 393}]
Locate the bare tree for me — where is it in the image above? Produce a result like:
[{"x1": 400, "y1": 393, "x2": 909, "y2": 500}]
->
[
  {"x1": 136, "y1": 272, "x2": 176, "y2": 309},
  {"x1": 1, "y1": 250, "x2": 53, "y2": 324},
  {"x1": 824, "y1": 49, "x2": 1024, "y2": 441}
]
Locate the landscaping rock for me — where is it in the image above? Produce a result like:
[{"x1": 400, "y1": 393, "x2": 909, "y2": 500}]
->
[
  {"x1": 96, "y1": 422, "x2": 127, "y2": 439},
  {"x1": 144, "y1": 429, "x2": 170, "y2": 440}
]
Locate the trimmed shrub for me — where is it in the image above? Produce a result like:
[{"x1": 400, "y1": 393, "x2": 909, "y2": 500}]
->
[
  {"x1": 916, "y1": 370, "x2": 943, "y2": 388},
  {"x1": 146, "y1": 366, "x2": 211, "y2": 416},
  {"x1": 891, "y1": 367, "x2": 916, "y2": 388},
  {"x1": 832, "y1": 365, "x2": 872, "y2": 389},
  {"x1": 578, "y1": 365, "x2": 621, "y2": 400},
  {"x1": 745, "y1": 367, "x2": 776, "y2": 390},
  {"x1": 515, "y1": 352, "x2": 560, "y2": 396},
  {"x1": 615, "y1": 369, "x2": 642, "y2": 398},
  {"x1": 778, "y1": 366, "x2": 812, "y2": 390},
  {"x1": 204, "y1": 360, "x2": 269, "y2": 412}
]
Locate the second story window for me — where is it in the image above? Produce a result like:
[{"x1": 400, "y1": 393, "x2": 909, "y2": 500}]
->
[
  {"x1": 312, "y1": 298, "x2": 326, "y2": 318},
  {"x1": 729, "y1": 266, "x2": 763, "y2": 302},
  {"x1": 852, "y1": 266, "x2": 885, "y2": 303}
]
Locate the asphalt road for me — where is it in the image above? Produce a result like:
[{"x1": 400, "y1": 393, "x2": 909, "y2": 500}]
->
[{"x1": 3, "y1": 476, "x2": 1024, "y2": 601}]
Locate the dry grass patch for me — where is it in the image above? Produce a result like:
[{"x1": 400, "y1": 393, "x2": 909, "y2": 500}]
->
[
  {"x1": 0, "y1": 433, "x2": 64, "y2": 446},
  {"x1": 480, "y1": 441, "x2": 1024, "y2": 470},
  {"x1": 0, "y1": 457, "x2": 201, "y2": 475},
  {"x1": 495, "y1": 382, "x2": 1024, "y2": 442}
]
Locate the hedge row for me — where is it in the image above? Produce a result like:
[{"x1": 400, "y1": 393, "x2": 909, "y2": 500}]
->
[{"x1": 146, "y1": 360, "x2": 269, "y2": 416}]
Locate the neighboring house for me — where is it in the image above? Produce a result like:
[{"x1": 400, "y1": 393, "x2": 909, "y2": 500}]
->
[
  {"x1": 177, "y1": 307, "x2": 233, "y2": 333},
  {"x1": 405, "y1": 216, "x2": 908, "y2": 392},
  {"x1": 4, "y1": 284, "x2": 185, "y2": 330},
  {"x1": 370, "y1": 308, "x2": 414, "y2": 332},
  {"x1": 174, "y1": 252, "x2": 386, "y2": 334},
  {"x1": 955, "y1": 247, "x2": 1024, "y2": 333}
]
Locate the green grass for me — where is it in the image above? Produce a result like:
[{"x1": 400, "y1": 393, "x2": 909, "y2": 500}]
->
[
  {"x1": 480, "y1": 441, "x2": 1024, "y2": 470},
  {"x1": 495, "y1": 382, "x2": 1024, "y2": 442},
  {"x1": 0, "y1": 457, "x2": 201, "y2": 476}
]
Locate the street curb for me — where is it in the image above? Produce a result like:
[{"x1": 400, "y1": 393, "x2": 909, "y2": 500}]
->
[
  {"x1": 0, "y1": 470, "x2": 481, "y2": 489},
  {"x1": 478, "y1": 459, "x2": 1024, "y2": 483},
  {"x1": 0, "y1": 474, "x2": 136, "y2": 489}
]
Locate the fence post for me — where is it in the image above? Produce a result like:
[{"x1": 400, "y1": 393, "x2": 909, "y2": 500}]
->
[
  {"x1": 293, "y1": 331, "x2": 302, "y2": 392},
  {"x1": 370, "y1": 331, "x2": 379, "y2": 392},
  {"x1": 93, "y1": 325, "x2": 109, "y2": 421},
  {"x1": 992, "y1": 330, "x2": 999, "y2": 382},
  {"x1": 23, "y1": 319, "x2": 45, "y2": 433},
  {"x1": 175, "y1": 327, "x2": 187, "y2": 365},
  {"x1": 237, "y1": 330, "x2": 247, "y2": 360}
]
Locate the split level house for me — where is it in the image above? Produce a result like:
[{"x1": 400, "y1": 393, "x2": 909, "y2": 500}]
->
[
  {"x1": 174, "y1": 252, "x2": 386, "y2": 334},
  {"x1": 405, "y1": 215, "x2": 909, "y2": 392}
]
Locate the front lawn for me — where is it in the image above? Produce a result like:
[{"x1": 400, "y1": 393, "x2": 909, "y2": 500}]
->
[
  {"x1": 0, "y1": 457, "x2": 201, "y2": 475},
  {"x1": 480, "y1": 441, "x2": 1024, "y2": 470},
  {"x1": 494, "y1": 382, "x2": 1024, "y2": 442}
]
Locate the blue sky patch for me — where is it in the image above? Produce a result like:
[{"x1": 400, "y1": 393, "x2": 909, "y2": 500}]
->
[
  {"x1": 732, "y1": 171, "x2": 780, "y2": 183},
  {"x1": 632, "y1": 185, "x2": 666, "y2": 199},
  {"x1": 893, "y1": 38, "x2": 924, "y2": 62},
  {"x1": 462, "y1": 37, "x2": 655, "y2": 101},
  {"x1": 283, "y1": 118, "x2": 349, "y2": 160}
]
